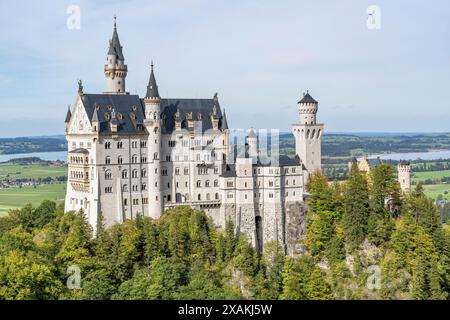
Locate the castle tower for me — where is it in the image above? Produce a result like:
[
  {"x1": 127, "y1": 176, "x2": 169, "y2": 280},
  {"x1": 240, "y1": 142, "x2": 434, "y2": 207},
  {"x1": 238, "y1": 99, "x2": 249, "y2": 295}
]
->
[
  {"x1": 292, "y1": 91, "x2": 324, "y2": 174},
  {"x1": 144, "y1": 62, "x2": 163, "y2": 218},
  {"x1": 247, "y1": 128, "x2": 257, "y2": 162},
  {"x1": 104, "y1": 17, "x2": 128, "y2": 94},
  {"x1": 398, "y1": 161, "x2": 411, "y2": 193}
]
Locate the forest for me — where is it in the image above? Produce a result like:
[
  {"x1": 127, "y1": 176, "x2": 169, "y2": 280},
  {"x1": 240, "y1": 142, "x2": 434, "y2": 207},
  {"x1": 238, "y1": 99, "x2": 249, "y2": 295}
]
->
[{"x1": 0, "y1": 162, "x2": 448, "y2": 300}]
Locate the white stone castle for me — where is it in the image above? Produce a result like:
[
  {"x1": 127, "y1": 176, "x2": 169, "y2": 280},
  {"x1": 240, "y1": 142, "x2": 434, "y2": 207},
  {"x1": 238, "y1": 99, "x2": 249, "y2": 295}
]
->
[{"x1": 64, "y1": 21, "x2": 323, "y2": 253}]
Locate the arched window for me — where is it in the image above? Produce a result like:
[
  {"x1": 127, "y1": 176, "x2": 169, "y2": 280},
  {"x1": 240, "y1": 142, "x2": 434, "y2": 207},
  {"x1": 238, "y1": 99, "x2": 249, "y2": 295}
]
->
[
  {"x1": 117, "y1": 141, "x2": 123, "y2": 149},
  {"x1": 214, "y1": 179, "x2": 219, "y2": 187},
  {"x1": 205, "y1": 180, "x2": 210, "y2": 187},
  {"x1": 105, "y1": 156, "x2": 111, "y2": 164},
  {"x1": 118, "y1": 156, "x2": 123, "y2": 164},
  {"x1": 154, "y1": 152, "x2": 159, "y2": 160},
  {"x1": 198, "y1": 194, "x2": 201, "y2": 201},
  {"x1": 184, "y1": 167, "x2": 189, "y2": 175},
  {"x1": 123, "y1": 184, "x2": 128, "y2": 192},
  {"x1": 105, "y1": 170, "x2": 112, "y2": 180},
  {"x1": 131, "y1": 155, "x2": 138, "y2": 163},
  {"x1": 122, "y1": 170, "x2": 128, "y2": 179},
  {"x1": 141, "y1": 169, "x2": 147, "y2": 177},
  {"x1": 132, "y1": 169, "x2": 138, "y2": 178},
  {"x1": 215, "y1": 193, "x2": 219, "y2": 200}
]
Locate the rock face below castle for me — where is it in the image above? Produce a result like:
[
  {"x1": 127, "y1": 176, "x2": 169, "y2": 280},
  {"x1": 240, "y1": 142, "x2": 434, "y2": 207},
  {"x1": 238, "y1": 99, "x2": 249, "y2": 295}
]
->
[{"x1": 64, "y1": 21, "x2": 324, "y2": 253}]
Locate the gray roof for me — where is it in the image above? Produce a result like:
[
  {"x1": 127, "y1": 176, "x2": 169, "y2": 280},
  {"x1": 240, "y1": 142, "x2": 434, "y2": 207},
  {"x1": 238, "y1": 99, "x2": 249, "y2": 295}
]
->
[
  {"x1": 65, "y1": 106, "x2": 72, "y2": 123},
  {"x1": 108, "y1": 23, "x2": 124, "y2": 61},
  {"x1": 80, "y1": 94, "x2": 146, "y2": 135},
  {"x1": 145, "y1": 64, "x2": 159, "y2": 98},
  {"x1": 221, "y1": 164, "x2": 236, "y2": 177},
  {"x1": 159, "y1": 98, "x2": 227, "y2": 133},
  {"x1": 77, "y1": 94, "x2": 227, "y2": 135},
  {"x1": 69, "y1": 148, "x2": 89, "y2": 154},
  {"x1": 298, "y1": 92, "x2": 317, "y2": 104}
]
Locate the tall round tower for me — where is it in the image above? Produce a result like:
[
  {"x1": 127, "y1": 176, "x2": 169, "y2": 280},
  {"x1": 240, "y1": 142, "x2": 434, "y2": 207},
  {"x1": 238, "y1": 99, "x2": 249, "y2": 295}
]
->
[
  {"x1": 144, "y1": 62, "x2": 163, "y2": 219},
  {"x1": 292, "y1": 90, "x2": 324, "y2": 174},
  {"x1": 104, "y1": 17, "x2": 128, "y2": 94},
  {"x1": 397, "y1": 161, "x2": 411, "y2": 193}
]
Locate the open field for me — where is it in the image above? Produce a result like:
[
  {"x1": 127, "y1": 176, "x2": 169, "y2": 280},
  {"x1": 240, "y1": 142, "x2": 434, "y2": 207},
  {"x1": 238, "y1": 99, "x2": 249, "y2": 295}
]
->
[
  {"x1": 0, "y1": 183, "x2": 66, "y2": 215},
  {"x1": 0, "y1": 163, "x2": 66, "y2": 180},
  {"x1": 422, "y1": 184, "x2": 450, "y2": 200},
  {"x1": 412, "y1": 170, "x2": 450, "y2": 182}
]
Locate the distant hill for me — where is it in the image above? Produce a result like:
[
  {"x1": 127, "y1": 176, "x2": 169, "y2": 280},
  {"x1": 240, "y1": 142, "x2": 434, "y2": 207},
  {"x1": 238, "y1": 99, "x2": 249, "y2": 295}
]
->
[{"x1": 0, "y1": 136, "x2": 67, "y2": 155}]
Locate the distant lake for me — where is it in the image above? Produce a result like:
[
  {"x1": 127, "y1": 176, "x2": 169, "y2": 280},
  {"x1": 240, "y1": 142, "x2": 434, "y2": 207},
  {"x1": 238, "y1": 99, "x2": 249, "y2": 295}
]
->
[
  {"x1": 369, "y1": 150, "x2": 450, "y2": 161},
  {"x1": 1, "y1": 149, "x2": 450, "y2": 164},
  {"x1": 0, "y1": 151, "x2": 67, "y2": 163}
]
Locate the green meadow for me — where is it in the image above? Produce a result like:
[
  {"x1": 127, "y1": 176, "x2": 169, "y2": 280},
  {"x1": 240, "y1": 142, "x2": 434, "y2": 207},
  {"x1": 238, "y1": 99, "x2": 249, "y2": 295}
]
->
[
  {"x1": 0, "y1": 163, "x2": 66, "y2": 180},
  {"x1": 0, "y1": 183, "x2": 66, "y2": 216}
]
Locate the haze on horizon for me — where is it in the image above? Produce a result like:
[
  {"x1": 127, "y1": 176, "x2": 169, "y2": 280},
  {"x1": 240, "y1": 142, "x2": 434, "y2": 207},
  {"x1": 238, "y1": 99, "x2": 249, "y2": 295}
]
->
[{"x1": 0, "y1": 0, "x2": 449, "y2": 137}]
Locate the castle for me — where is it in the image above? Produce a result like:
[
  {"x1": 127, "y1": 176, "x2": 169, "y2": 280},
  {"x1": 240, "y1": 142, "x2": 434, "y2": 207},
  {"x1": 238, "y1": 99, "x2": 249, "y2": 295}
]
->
[
  {"x1": 350, "y1": 157, "x2": 411, "y2": 193},
  {"x1": 64, "y1": 21, "x2": 323, "y2": 253}
]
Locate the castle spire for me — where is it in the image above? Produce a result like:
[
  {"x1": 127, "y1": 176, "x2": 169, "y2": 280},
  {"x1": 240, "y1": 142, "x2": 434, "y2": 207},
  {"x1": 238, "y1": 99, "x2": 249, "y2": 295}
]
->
[
  {"x1": 104, "y1": 16, "x2": 128, "y2": 94},
  {"x1": 108, "y1": 16, "x2": 124, "y2": 61},
  {"x1": 145, "y1": 61, "x2": 160, "y2": 99}
]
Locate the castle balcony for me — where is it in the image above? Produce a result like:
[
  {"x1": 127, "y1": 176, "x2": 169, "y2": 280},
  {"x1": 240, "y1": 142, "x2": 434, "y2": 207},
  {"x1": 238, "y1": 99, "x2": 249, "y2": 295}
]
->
[{"x1": 164, "y1": 199, "x2": 221, "y2": 210}]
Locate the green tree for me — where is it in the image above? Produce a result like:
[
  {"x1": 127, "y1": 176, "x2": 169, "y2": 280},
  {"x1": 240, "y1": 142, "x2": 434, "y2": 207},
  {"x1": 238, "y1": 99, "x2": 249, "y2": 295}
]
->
[{"x1": 342, "y1": 162, "x2": 370, "y2": 250}]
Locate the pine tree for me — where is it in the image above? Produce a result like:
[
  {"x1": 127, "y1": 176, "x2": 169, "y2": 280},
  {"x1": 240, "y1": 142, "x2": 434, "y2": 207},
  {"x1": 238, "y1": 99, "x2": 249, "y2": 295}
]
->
[{"x1": 342, "y1": 162, "x2": 370, "y2": 250}]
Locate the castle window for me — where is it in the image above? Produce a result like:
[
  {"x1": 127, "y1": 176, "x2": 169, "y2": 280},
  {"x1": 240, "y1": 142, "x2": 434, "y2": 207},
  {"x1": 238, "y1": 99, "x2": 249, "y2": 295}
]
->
[
  {"x1": 132, "y1": 169, "x2": 138, "y2": 178},
  {"x1": 123, "y1": 184, "x2": 128, "y2": 192},
  {"x1": 162, "y1": 168, "x2": 168, "y2": 176},
  {"x1": 244, "y1": 194, "x2": 247, "y2": 200},
  {"x1": 142, "y1": 183, "x2": 147, "y2": 191},
  {"x1": 105, "y1": 170, "x2": 112, "y2": 180},
  {"x1": 133, "y1": 198, "x2": 139, "y2": 205},
  {"x1": 105, "y1": 141, "x2": 111, "y2": 149},
  {"x1": 286, "y1": 180, "x2": 289, "y2": 186},
  {"x1": 245, "y1": 182, "x2": 248, "y2": 188},
  {"x1": 292, "y1": 168, "x2": 296, "y2": 173},
  {"x1": 167, "y1": 195, "x2": 171, "y2": 202},
  {"x1": 118, "y1": 156, "x2": 123, "y2": 164},
  {"x1": 197, "y1": 180, "x2": 201, "y2": 187},
  {"x1": 293, "y1": 179, "x2": 296, "y2": 185},
  {"x1": 269, "y1": 193, "x2": 274, "y2": 198},
  {"x1": 214, "y1": 180, "x2": 218, "y2": 187},
  {"x1": 205, "y1": 180, "x2": 210, "y2": 187},
  {"x1": 105, "y1": 186, "x2": 113, "y2": 193},
  {"x1": 124, "y1": 198, "x2": 128, "y2": 205},
  {"x1": 227, "y1": 193, "x2": 233, "y2": 199},
  {"x1": 198, "y1": 194, "x2": 201, "y2": 201},
  {"x1": 141, "y1": 169, "x2": 147, "y2": 177},
  {"x1": 175, "y1": 168, "x2": 180, "y2": 175},
  {"x1": 215, "y1": 193, "x2": 219, "y2": 200},
  {"x1": 227, "y1": 181, "x2": 234, "y2": 188},
  {"x1": 105, "y1": 156, "x2": 111, "y2": 164},
  {"x1": 154, "y1": 152, "x2": 159, "y2": 160},
  {"x1": 214, "y1": 167, "x2": 219, "y2": 174},
  {"x1": 140, "y1": 141, "x2": 147, "y2": 148},
  {"x1": 132, "y1": 185, "x2": 138, "y2": 191},
  {"x1": 131, "y1": 155, "x2": 138, "y2": 163},
  {"x1": 122, "y1": 170, "x2": 128, "y2": 179},
  {"x1": 269, "y1": 181, "x2": 274, "y2": 187},
  {"x1": 184, "y1": 168, "x2": 189, "y2": 175},
  {"x1": 117, "y1": 141, "x2": 123, "y2": 149},
  {"x1": 142, "y1": 198, "x2": 148, "y2": 204},
  {"x1": 141, "y1": 156, "x2": 147, "y2": 163},
  {"x1": 166, "y1": 155, "x2": 171, "y2": 161}
]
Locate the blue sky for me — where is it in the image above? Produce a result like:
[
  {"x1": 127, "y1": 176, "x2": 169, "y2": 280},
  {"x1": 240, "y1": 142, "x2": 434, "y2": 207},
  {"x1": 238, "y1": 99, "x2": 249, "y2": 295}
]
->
[{"x1": 0, "y1": 0, "x2": 449, "y2": 137}]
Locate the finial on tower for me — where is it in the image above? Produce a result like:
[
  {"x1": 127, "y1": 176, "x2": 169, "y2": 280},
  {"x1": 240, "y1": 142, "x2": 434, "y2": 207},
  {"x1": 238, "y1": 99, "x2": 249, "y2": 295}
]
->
[
  {"x1": 114, "y1": 15, "x2": 117, "y2": 29},
  {"x1": 77, "y1": 79, "x2": 83, "y2": 94}
]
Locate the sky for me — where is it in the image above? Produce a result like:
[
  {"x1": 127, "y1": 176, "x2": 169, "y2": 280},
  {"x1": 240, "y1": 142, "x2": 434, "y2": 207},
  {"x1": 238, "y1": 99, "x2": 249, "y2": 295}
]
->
[{"x1": 0, "y1": 0, "x2": 449, "y2": 137}]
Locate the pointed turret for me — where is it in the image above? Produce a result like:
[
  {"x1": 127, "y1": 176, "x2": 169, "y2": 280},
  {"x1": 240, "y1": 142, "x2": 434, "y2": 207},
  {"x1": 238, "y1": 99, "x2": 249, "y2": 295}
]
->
[
  {"x1": 104, "y1": 16, "x2": 128, "y2": 94},
  {"x1": 65, "y1": 105, "x2": 72, "y2": 123},
  {"x1": 92, "y1": 107, "x2": 99, "y2": 123},
  {"x1": 145, "y1": 61, "x2": 160, "y2": 99},
  {"x1": 221, "y1": 109, "x2": 229, "y2": 130},
  {"x1": 108, "y1": 17, "x2": 124, "y2": 61}
]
